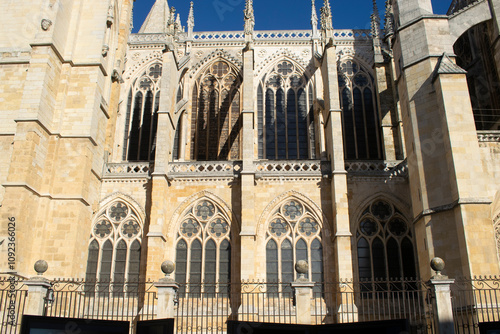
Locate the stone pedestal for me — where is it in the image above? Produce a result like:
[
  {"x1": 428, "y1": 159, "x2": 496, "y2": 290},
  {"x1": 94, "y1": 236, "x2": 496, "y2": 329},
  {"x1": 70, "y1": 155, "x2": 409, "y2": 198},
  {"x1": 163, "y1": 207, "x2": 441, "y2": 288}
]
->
[
  {"x1": 24, "y1": 277, "x2": 51, "y2": 316},
  {"x1": 154, "y1": 278, "x2": 179, "y2": 319},
  {"x1": 428, "y1": 277, "x2": 456, "y2": 334},
  {"x1": 291, "y1": 279, "x2": 314, "y2": 324}
]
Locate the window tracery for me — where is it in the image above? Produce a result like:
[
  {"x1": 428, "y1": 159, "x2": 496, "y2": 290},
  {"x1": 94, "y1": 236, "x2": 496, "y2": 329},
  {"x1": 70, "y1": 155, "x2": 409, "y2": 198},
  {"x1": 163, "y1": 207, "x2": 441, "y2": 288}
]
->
[
  {"x1": 338, "y1": 59, "x2": 382, "y2": 160},
  {"x1": 190, "y1": 60, "x2": 242, "y2": 161},
  {"x1": 175, "y1": 199, "x2": 232, "y2": 288},
  {"x1": 85, "y1": 200, "x2": 143, "y2": 295},
  {"x1": 257, "y1": 60, "x2": 316, "y2": 160},
  {"x1": 356, "y1": 199, "x2": 416, "y2": 281},
  {"x1": 123, "y1": 63, "x2": 162, "y2": 161},
  {"x1": 265, "y1": 199, "x2": 324, "y2": 290}
]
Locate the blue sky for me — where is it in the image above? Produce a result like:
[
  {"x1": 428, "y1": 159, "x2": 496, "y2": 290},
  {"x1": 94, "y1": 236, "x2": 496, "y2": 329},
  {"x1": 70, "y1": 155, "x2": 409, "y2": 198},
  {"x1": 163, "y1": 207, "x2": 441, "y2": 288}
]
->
[{"x1": 132, "y1": 0, "x2": 452, "y2": 33}]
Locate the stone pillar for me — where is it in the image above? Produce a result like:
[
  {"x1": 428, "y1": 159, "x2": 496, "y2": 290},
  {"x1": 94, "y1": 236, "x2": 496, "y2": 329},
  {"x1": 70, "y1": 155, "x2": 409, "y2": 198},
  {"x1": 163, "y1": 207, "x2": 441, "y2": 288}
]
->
[
  {"x1": 291, "y1": 261, "x2": 314, "y2": 325},
  {"x1": 154, "y1": 261, "x2": 179, "y2": 319},
  {"x1": 240, "y1": 43, "x2": 256, "y2": 280},
  {"x1": 24, "y1": 260, "x2": 51, "y2": 316},
  {"x1": 428, "y1": 258, "x2": 456, "y2": 334}
]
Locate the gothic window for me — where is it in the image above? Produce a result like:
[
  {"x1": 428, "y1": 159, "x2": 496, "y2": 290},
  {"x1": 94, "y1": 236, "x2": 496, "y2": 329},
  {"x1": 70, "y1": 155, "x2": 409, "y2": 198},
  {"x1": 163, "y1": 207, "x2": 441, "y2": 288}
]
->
[
  {"x1": 356, "y1": 199, "x2": 416, "y2": 281},
  {"x1": 175, "y1": 199, "x2": 232, "y2": 293},
  {"x1": 338, "y1": 60, "x2": 382, "y2": 160},
  {"x1": 85, "y1": 200, "x2": 143, "y2": 295},
  {"x1": 123, "y1": 63, "x2": 162, "y2": 161},
  {"x1": 190, "y1": 60, "x2": 242, "y2": 161},
  {"x1": 258, "y1": 60, "x2": 316, "y2": 160},
  {"x1": 265, "y1": 199, "x2": 324, "y2": 292}
]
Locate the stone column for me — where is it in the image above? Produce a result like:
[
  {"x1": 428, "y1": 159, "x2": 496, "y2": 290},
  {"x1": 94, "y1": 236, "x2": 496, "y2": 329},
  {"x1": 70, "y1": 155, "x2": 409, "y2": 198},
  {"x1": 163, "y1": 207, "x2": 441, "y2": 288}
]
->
[
  {"x1": 428, "y1": 258, "x2": 456, "y2": 334},
  {"x1": 290, "y1": 261, "x2": 314, "y2": 325},
  {"x1": 24, "y1": 260, "x2": 51, "y2": 316},
  {"x1": 154, "y1": 261, "x2": 179, "y2": 319},
  {"x1": 240, "y1": 43, "x2": 256, "y2": 280}
]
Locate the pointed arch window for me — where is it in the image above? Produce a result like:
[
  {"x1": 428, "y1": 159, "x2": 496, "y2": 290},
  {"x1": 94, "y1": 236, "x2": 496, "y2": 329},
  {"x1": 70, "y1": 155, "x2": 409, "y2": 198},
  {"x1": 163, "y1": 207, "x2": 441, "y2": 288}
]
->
[
  {"x1": 85, "y1": 200, "x2": 143, "y2": 296},
  {"x1": 123, "y1": 63, "x2": 162, "y2": 161},
  {"x1": 356, "y1": 199, "x2": 417, "y2": 281},
  {"x1": 257, "y1": 60, "x2": 316, "y2": 160},
  {"x1": 265, "y1": 199, "x2": 324, "y2": 293},
  {"x1": 338, "y1": 60, "x2": 382, "y2": 160},
  {"x1": 175, "y1": 199, "x2": 232, "y2": 296},
  {"x1": 190, "y1": 60, "x2": 242, "y2": 161}
]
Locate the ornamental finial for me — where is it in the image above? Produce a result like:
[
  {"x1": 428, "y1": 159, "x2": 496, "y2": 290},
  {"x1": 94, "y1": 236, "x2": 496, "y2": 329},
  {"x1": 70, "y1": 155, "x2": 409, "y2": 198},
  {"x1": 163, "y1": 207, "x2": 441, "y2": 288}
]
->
[
  {"x1": 187, "y1": 2, "x2": 195, "y2": 39},
  {"x1": 384, "y1": 0, "x2": 394, "y2": 39},
  {"x1": 320, "y1": 0, "x2": 333, "y2": 31},
  {"x1": 371, "y1": 0, "x2": 381, "y2": 40},
  {"x1": 311, "y1": 0, "x2": 318, "y2": 36},
  {"x1": 188, "y1": 2, "x2": 195, "y2": 28},
  {"x1": 244, "y1": 0, "x2": 255, "y2": 36}
]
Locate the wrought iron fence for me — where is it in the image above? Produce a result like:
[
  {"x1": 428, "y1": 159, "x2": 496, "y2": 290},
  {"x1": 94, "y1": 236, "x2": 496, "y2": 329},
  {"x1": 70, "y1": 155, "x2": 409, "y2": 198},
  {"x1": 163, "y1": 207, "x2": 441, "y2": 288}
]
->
[
  {"x1": 312, "y1": 280, "x2": 434, "y2": 332},
  {"x1": 452, "y1": 276, "x2": 500, "y2": 334},
  {"x1": 45, "y1": 279, "x2": 157, "y2": 322},
  {"x1": 8, "y1": 276, "x2": 500, "y2": 334},
  {"x1": 0, "y1": 277, "x2": 27, "y2": 334}
]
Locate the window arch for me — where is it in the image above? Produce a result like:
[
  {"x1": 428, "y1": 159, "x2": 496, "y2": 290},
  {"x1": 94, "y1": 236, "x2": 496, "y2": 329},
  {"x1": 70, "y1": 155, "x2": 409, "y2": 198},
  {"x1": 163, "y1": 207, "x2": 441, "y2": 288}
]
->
[
  {"x1": 356, "y1": 199, "x2": 416, "y2": 280},
  {"x1": 85, "y1": 200, "x2": 143, "y2": 295},
  {"x1": 338, "y1": 59, "x2": 382, "y2": 160},
  {"x1": 123, "y1": 63, "x2": 162, "y2": 161},
  {"x1": 175, "y1": 199, "x2": 232, "y2": 289},
  {"x1": 190, "y1": 60, "x2": 242, "y2": 161},
  {"x1": 257, "y1": 60, "x2": 316, "y2": 160},
  {"x1": 265, "y1": 199, "x2": 324, "y2": 290}
]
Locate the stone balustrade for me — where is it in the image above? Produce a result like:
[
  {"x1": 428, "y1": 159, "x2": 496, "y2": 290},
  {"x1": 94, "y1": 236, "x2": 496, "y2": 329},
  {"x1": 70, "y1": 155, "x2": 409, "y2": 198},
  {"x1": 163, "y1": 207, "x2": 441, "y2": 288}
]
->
[
  {"x1": 254, "y1": 160, "x2": 330, "y2": 178},
  {"x1": 167, "y1": 161, "x2": 243, "y2": 179},
  {"x1": 477, "y1": 130, "x2": 500, "y2": 142},
  {"x1": 129, "y1": 29, "x2": 371, "y2": 44},
  {"x1": 103, "y1": 162, "x2": 152, "y2": 178},
  {"x1": 345, "y1": 160, "x2": 408, "y2": 178}
]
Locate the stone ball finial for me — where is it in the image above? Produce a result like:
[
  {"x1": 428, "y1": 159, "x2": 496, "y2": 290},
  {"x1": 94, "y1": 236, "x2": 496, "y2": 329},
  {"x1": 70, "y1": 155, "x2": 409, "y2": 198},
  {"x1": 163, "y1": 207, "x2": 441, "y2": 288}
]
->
[
  {"x1": 34, "y1": 260, "x2": 48, "y2": 276},
  {"x1": 295, "y1": 260, "x2": 309, "y2": 275},
  {"x1": 161, "y1": 260, "x2": 175, "y2": 276},
  {"x1": 430, "y1": 257, "x2": 445, "y2": 273}
]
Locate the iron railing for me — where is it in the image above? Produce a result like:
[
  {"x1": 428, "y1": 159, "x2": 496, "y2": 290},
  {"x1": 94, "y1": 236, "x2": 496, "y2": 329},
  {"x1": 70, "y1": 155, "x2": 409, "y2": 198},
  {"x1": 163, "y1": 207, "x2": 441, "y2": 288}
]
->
[
  {"x1": 452, "y1": 276, "x2": 500, "y2": 334},
  {"x1": 0, "y1": 277, "x2": 27, "y2": 334},
  {"x1": 6, "y1": 276, "x2": 500, "y2": 334},
  {"x1": 45, "y1": 279, "x2": 157, "y2": 322}
]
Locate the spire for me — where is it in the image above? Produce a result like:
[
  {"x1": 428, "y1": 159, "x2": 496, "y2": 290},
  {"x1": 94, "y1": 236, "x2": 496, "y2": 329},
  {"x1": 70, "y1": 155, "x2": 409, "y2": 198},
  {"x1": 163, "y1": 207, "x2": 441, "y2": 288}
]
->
[
  {"x1": 139, "y1": 0, "x2": 169, "y2": 34},
  {"x1": 188, "y1": 1, "x2": 195, "y2": 34},
  {"x1": 244, "y1": 0, "x2": 255, "y2": 37},
  {"x1": 311, "y1": 0, "x2": 319, "y2": 37}
]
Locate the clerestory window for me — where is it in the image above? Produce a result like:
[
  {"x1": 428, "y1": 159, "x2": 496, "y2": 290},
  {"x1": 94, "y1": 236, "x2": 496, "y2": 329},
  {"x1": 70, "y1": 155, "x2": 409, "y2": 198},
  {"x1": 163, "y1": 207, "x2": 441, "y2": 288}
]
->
[
  {"x1": 257, "y1": 60, "x2": 316, "y2": 160},
  {"x1": 190, "y1": 61, "x2": 242, "y2": 161},
  {"x1": 338, "y1": 60, "x2": 382, "y2": 160},
  {"x1": 123, "y1": 63, "x2": 162, "y2": 161}
]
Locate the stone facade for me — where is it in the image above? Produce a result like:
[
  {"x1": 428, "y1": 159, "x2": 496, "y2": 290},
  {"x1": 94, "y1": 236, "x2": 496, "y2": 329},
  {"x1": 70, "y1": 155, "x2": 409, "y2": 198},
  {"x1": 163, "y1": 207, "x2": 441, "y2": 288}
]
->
[{"x1": 1, "y1": 0, "x2": 499, "y2": 286}]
